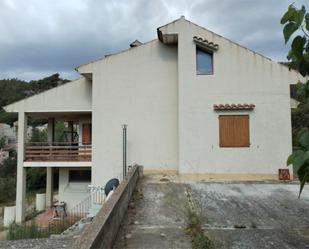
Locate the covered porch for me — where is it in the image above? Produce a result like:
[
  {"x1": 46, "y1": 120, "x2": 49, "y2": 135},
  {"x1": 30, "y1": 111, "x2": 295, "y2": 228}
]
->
[{"x1": 16, "y1": 111, "x2": 92, "y2": 223}]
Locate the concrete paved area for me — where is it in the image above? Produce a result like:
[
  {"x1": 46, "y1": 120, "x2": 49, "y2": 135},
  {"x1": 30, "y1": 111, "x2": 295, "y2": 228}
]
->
[
  {"x1": 114, "y1": 175, "x2": 192, "y2": 249},
  {"x1": 114, "y1": 175, "x2": 309, "y2": 249},
  {"x1": 191, "y1": 182, "x2": 309, "y2": 248}
]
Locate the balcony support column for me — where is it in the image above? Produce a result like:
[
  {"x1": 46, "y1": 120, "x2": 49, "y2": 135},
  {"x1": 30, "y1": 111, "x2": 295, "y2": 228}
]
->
[
  {"x1": 16, "y1": 111, "x2": 27, "y2": 223},
  {"x1": 46, "y1": 167, "x2": 54, "y2": 208},
  {"x1": 46, "y1": 118, "x2": 54, "y2": 208}
]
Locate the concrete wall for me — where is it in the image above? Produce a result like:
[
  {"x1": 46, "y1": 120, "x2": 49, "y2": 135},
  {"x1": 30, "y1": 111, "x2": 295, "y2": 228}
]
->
[
  {"x1": 58, "y1": 167, "x2": 91, "y2": 211},
  {"x1": 158, "y1": 17, "x2": 305, "y2": 176},
  {"x1": 90, "y1": 40, "x2": 178, "y2": 185},
  {"x1": 73, "y1": 165, "x2": 142, "y2": 249},
  {"x1": 4, "y1": 77, "x2": 92, "y2": 112}
]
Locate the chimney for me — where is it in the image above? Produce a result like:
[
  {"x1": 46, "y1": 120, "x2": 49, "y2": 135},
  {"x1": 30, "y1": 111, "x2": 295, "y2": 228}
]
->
[{"x1": 130, "y1": 40, "x2": 143, "y2": 48}]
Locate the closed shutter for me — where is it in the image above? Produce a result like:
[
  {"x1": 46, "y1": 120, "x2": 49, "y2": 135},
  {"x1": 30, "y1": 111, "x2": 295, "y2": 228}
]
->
[
  {"x1": 82, "y1": 124, "x2": 92, "y2": 145},
  {"x1": 219, "y1": 115, "x2": 249, "y2": 147}
]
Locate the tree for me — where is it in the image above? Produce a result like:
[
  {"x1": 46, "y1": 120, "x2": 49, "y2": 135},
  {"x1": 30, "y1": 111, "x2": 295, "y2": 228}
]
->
[
  {"x1": 281, "y1": 4, "x2": 309, "y2": 197},
  {"x1": 29, "y1": 128, "x2": 47, "y2": 143},
  {"x1": 0, "y1": 136, "x2": 5, "y2": 149},
  {"x1": 0, "y1": 74, "x2": 69, "y2": 126}
]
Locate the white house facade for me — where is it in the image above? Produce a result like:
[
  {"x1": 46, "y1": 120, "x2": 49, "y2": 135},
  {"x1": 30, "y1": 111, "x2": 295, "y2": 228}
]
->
[{"x1": 4, "y1": 16, "x2": 305, "y2": 223}]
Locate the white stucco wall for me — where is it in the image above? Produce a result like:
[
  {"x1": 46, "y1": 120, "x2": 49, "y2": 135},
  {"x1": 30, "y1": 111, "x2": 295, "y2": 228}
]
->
[
  {"x1": 89, "y1": 40, "x2": 179, "y2": 185},
  {"x1": 58, "y1": 168, "x2": 91, "y2": 211},
  {"x1": 4, "y1": 77, "x2": 92, "y2": 112},
  {"x1": 84, "y1": 17, "x2": 306, "y2": 183},
  {"x1": 159, "y1": 18, "x2": 305, "y2": 175}
]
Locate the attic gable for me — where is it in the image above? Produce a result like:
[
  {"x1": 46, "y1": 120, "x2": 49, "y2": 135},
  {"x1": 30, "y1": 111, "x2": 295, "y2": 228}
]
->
[
  {"x1": 4, "y1": 77, "x2": 92, "y2": 113},
  {"x1": 157, "y1": 16, "x2": 306, "y2": 76}
]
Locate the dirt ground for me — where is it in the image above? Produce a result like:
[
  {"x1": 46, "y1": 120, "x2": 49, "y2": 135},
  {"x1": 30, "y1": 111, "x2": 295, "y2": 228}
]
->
[{"x1": 114, "y1": 175, "x2": 309, "y2": 249}]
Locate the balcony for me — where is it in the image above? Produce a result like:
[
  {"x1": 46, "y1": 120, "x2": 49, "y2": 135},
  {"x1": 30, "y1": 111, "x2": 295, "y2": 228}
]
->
[{"x1": 24, "y1": 142, "x2": 92, "y2": 167}]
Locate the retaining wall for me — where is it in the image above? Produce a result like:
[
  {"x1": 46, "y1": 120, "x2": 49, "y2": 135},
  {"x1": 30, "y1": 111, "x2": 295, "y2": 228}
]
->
[{"x1": 73, "y1": 165, "x2": 143, "y2": 249}]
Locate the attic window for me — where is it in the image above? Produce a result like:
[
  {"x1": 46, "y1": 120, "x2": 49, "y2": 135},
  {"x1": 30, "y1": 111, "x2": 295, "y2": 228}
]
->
[{"x1": 196, "y1": 48, "x2": 213, "y2": 75}]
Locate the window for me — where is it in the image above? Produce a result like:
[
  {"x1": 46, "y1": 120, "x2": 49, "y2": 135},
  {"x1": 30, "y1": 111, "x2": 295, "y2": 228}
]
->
[
  {"x1": 69, "y1": 170, "x2": 91, "y2": 182},
  {"x1": 219, "y1": 115, "x2": 250, "y2": 147},
  {"x1": 196, "y1": 47, "x2": 213, "y2": 74}
]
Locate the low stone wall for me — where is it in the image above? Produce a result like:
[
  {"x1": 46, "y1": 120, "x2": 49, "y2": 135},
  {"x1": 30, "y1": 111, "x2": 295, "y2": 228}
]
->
[{"x1": 73, "y1": 165, "x2": 143, "y2": 249}]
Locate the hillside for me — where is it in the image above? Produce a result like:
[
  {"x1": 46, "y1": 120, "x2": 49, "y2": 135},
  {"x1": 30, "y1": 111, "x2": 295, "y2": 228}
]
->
[{"x1": 0, "y1": 74, "x2": 69, "y2": 126}]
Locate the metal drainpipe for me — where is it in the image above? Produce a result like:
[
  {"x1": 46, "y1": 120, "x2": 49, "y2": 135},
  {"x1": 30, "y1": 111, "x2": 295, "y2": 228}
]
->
[{"x1": 122, "y1": 124, "x2": 127, "y2": 179}]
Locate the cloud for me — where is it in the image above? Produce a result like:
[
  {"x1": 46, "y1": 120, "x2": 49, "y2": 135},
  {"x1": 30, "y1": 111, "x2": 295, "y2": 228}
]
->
[{"x1": 0, "y1": 0, "x2": 307, "y2": 81}]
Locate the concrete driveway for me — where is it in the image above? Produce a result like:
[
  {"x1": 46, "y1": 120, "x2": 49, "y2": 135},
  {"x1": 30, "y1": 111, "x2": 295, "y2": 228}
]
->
[
  {"x1": 114, "y1": 175, "x2": 309, "y2": 249},
  {"x1": 191, "y1": 182, "x2": 309, "y2": 248}
]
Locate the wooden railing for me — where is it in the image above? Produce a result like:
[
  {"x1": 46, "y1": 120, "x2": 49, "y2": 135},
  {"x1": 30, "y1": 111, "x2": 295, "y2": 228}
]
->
[{"x1": 25, "y1": 142, "x2": 92, "y2": 162}]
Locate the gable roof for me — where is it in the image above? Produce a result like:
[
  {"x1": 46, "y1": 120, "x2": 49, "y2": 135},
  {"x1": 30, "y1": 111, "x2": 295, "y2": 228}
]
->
[
  {"x1": 78, "y1": 16, "x2": 301, "y2": 76},
  {"x1": 4, "y1": 77, "x2": 92, "y2": 113}
]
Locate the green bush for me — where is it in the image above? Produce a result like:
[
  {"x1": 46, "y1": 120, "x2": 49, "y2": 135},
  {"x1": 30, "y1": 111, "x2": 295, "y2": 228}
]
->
[
  {"x1": 185, "y1": 205, "x2": 215, "y2": 249},
  {"x1": 7, "y1": 220, "x2": 73, "y2": 240},
  {"x1": 0, "y1": 177, "x2": 16, "y2": 204},
  {"x1": 0, "y1": 157, "x2": 17, "y2": 178},
  {"x1": 7, "y1": 222, "x2": 49, "y2": 240},
  {"x1": 29, "y1": 128, "x2": 47, "y2": 143},
  {"x1": 27, "y1": 168, "x2": 46, "y2": 191},
  {"x1": 192, "y1": 233, "x2": 214, "y2": 249}
]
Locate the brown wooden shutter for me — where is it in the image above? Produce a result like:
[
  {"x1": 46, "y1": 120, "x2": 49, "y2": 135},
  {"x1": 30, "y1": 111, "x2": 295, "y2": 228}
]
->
[
  {"x1": 219, "y1": 115, "x2": 249, "y2": 147},
  {"x1": 82, "y1": 124, "x2": 92, "y2": 145}
]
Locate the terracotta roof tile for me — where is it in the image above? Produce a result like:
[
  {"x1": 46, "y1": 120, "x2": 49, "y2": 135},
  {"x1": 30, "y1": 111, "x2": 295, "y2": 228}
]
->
[{"x1": 214, "y1": 103, "x2": 255, "y2": 110}]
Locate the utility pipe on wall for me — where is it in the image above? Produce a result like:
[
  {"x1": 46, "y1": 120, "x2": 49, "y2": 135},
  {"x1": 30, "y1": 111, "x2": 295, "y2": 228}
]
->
[{"x1": 122, "y1": 124, "x2": 127, "y2": 179}]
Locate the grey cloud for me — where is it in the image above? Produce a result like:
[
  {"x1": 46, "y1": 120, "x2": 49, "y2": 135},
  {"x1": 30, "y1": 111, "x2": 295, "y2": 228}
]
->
[{"x1": 0, "y1": 0, "x2": 307, "y2": 81}]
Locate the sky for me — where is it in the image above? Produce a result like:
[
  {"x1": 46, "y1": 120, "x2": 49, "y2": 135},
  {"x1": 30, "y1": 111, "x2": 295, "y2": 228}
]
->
[{"x1": 0, "y1": 0, "x2": 307, "y2": 81}]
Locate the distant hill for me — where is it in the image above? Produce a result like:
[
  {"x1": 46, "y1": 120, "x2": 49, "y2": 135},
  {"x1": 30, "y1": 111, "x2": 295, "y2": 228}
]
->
[{"x1": 0, "y1": 73, "x2": 69, "y2": 126}]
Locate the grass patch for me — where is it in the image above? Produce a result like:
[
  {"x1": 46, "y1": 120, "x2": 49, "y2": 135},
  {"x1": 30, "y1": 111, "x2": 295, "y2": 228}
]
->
[
  {"x1": 184, "y1": 187, "x2": 215, "y2": 249},
  {"x1": 6, "y1": 219, "x2": 73, "y2": 240},
  {"x1": 7, "y1": 222, "x2": 49, "y2": 240}
]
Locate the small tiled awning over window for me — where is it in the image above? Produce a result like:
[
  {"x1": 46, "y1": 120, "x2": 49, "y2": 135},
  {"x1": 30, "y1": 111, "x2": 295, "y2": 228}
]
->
[
  {"x1": 193, "y1": 36, "x2": 219, "y2": 52},
  {"x1": 214, "y1": 103, "x2": 255, "y2": 111}
]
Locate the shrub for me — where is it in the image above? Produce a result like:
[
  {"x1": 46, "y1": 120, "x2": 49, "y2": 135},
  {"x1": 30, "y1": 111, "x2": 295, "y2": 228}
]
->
[
  {"x1": 7, "y1": 222, "x2": 49, "y2": 240},
  {"x1": 27, "y1": 168, "x2": 46, "y2": 191},
  {"x1": 0, "y1": 177, "x2": 16, "y2": 204}
]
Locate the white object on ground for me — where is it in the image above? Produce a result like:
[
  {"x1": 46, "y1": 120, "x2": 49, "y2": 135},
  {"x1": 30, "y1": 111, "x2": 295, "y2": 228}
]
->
[
  {"x1": 3, "y1": 206, "x2": 15, "y2": 227},
  {"x1": 36, "y1": 193, "x2": 46, "y2": 211}
]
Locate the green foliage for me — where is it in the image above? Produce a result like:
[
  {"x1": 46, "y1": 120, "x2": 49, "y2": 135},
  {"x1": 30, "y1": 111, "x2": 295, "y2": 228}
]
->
[
  {"x1": 29, "y1": 128, "x2": 47, "y2": 143},
  {"x1": 185, "y1": 206, "x2": 215, "y2": 249},
  {"x1": 0, "y1": 148, "x2": 46, "y2": 203},
  {"x1": 287, "y1": 128, "x2": 309, "y2": 197},
  {"x1": 0, "y1": 177, "x2": 16, "y2": 204},
  {"x1": 7, "y1": 222, "x2": 49, "y2": 240},
  {"x1": 0, "y1": 136, "x2": 5, "y2": 149},
  {"x1": 281, "y1": 4, "x2": 309, "y2": 77},
  {"x1": 27, "y1": 168, "x2": 46, "y2": 191},
  {"x1": 54, "y1": 121, "x2": 67, "y2": 142},
  {"x1": 7, "y1": 220, "x2": 73, "y2": 240},
  {"x1": 282, "y1": 4, "x2": 309, "y2": 197},
  {"x1": 192, "y1": 233, "x2": 214, "y2": 249},
  {"x1": 0, "y1": 157, "x2": 17, "y2": 178}
]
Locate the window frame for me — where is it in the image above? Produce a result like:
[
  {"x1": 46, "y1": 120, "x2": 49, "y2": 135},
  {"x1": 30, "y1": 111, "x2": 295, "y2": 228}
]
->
[
  {"x1": 218, "y1": 115, "x2": 250, "y2": 148},
  {"x1": 196, "y1": 46, "x2": 214, "y2": 75}
]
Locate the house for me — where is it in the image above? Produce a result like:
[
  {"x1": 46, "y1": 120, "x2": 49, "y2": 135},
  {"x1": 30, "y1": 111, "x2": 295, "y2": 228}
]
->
[{"x1": 3, "y1": 16, "x2": 305, "y2": 223}]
